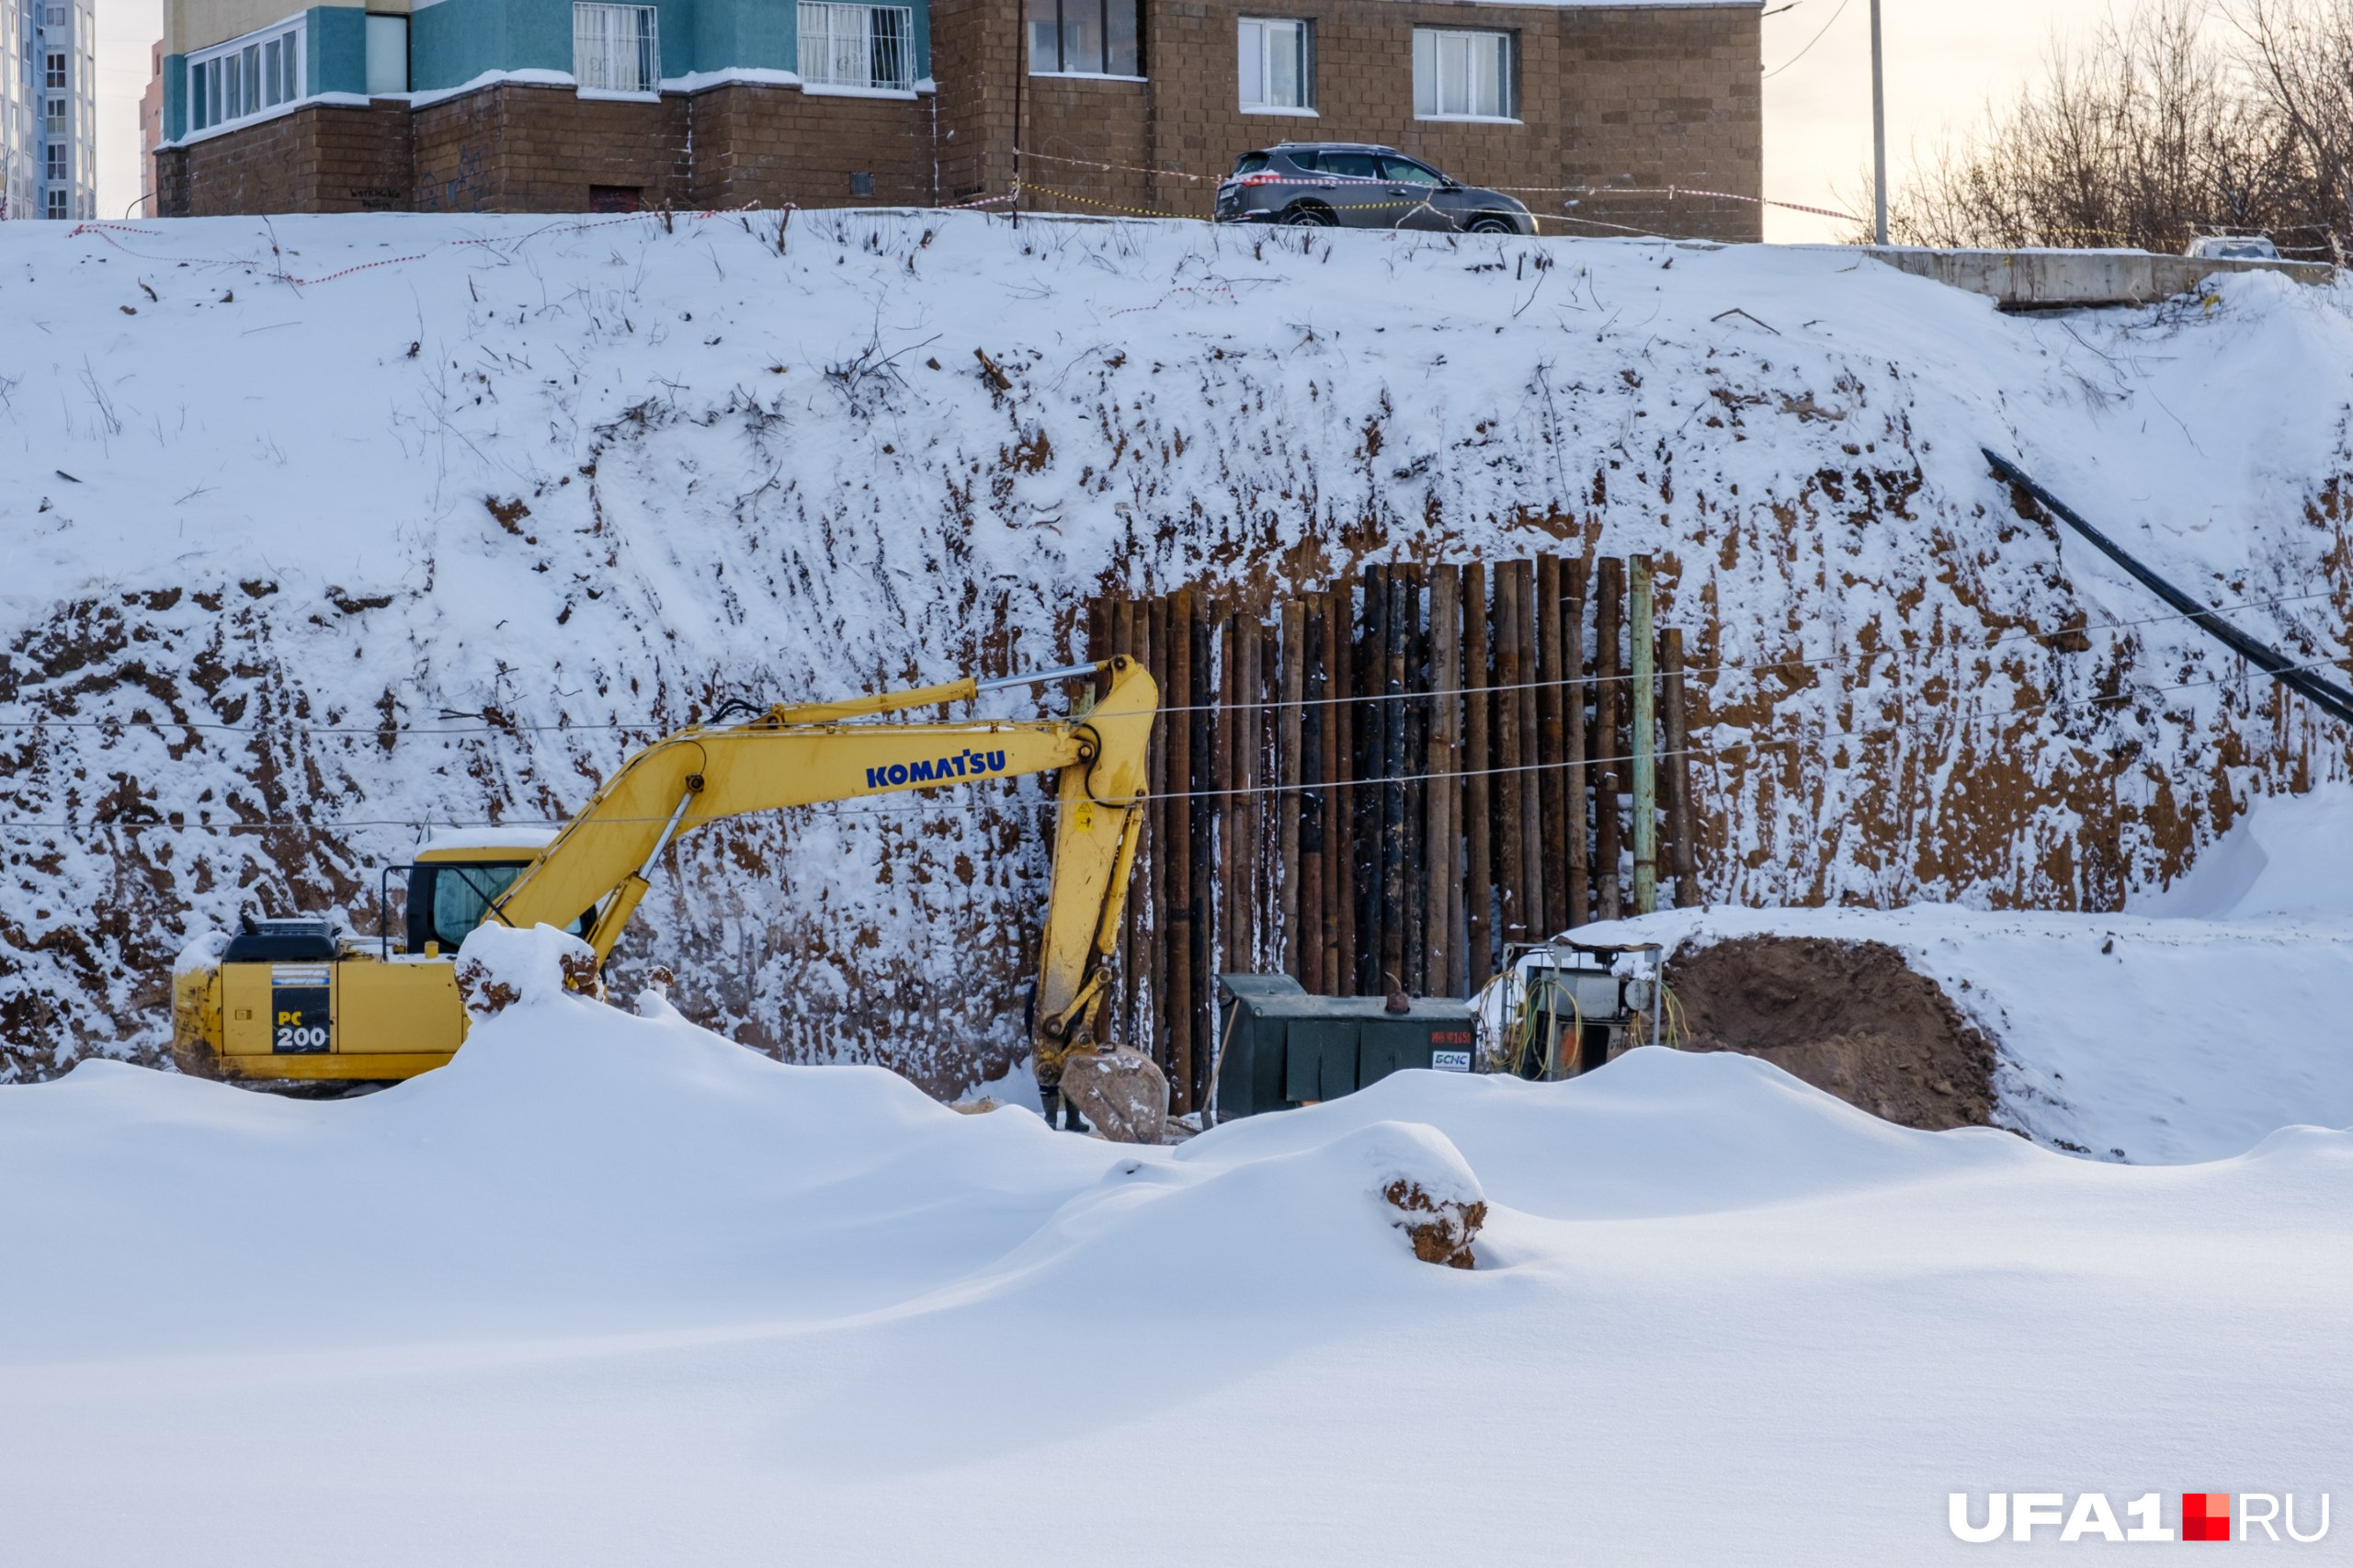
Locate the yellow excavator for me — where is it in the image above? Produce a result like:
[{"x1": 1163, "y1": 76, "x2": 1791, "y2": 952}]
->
[{"x1": 171, "y1": 657, "x2": 1166, "y2": 1138}]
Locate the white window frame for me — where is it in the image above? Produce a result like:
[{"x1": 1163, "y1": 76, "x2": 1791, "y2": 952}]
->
[
  {"x1": 798, "y1": 3, "x2": 916, "y2": 94},
  {"x1": 188, "y1": 15, "x2": 305, "y2": 135},
  {"x1": 1237, "y1": 17, "x2": 1312, "y2": 115},
  {"x1": 1026, "y1": 0, "x2": 1142, "y2": 79},
  {"x1": 573, "y1": 3, "x2": 660, "y2": 97},
  {"x1": 1412, "y1": 27, "x2": 1514, "y2": 122}
]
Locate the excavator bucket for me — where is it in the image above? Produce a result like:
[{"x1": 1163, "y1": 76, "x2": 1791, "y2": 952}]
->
[{"x1": 1059, "y1": 1048, "x2": 1169, "y2": 1144}]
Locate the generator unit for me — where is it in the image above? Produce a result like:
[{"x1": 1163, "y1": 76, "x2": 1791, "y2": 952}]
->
[
  {"x1": 1211, "y1": 973, "x2": 1479, "y2": 1122},
  {"x1": 1493, "y1": 939, "x2": 1670, "y2": 1081}
]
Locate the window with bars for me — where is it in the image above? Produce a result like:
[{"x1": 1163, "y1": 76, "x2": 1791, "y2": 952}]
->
[
  {"x1": 573, "y1": 4, "x2": 659, "y2": 94},
  {"x1": 798, "y1": 4, "x2": 915, "y2": 91},
  {"x1": 1411, "y1": 28, "x2": 1512, "y2": 120},
  {"x1": 1237, "y1": 17, "x2": 1310, "y2": 111},
  {"x1": 188, "y1": 22, "x2": 301, "y2": 132},
  {"x1": 1026, "y1": 0, "x2": 1138, "y2": 76}
]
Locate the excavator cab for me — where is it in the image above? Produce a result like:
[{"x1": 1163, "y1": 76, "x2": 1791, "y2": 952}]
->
[{"x1": 392, "y1": 835, "x2": 595, "y2": 957}]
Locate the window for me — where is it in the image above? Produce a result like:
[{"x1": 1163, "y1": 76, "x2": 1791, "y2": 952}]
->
[
  {"x1": 47, "y1": 189, "x2": 67, "y2": 219},
  {"x1": 46, "y1": 142, "x2": 66, "y2": 180},
  {"x1": 188, "y1": 20, "x2": 302, "y2": 131},
  {"x1": 1026, "y1": 0, "x2": 1138, "y2": 76},
  {"x1": 365, "y1": 14, "x2": 409, "y2": 96},
  {"x1": 1381, "y1": 153, "x2": 1442, "y2": 187},
  {"x1": 46, "y1": 51, "x2": 64, "y2": 87},
  {"x1": 45, "y1": 6, "x2": 63, "y2": 26},
  {"x1": 1412, "y1": 27, "x2": 1512, "y2": 119},
  {"x1": 573, "y1": 4, "x2": 658, "y2": 94},
  {"x1": 45, "y1": 97, "x2": 63, "y2": 131},
  {"x1": 1313, "y1": 150, "x2": 1381, "y2": 180},
  {"x1": 799, "y1": 4, "x2": 915, "y2": 91},
  {"x1": 1237, "y1": 18, "x2": 1310, "y2": 111}
]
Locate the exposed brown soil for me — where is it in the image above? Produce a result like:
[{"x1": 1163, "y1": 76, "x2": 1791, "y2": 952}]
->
[{"x1": 1663, "y1": 936, "x2": 1998, "y2": 1131}]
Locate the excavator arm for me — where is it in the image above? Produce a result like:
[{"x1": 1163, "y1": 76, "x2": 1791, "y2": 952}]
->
[{"x1": 490, "y1": 655, "x2": 1158, "y2": 1087}]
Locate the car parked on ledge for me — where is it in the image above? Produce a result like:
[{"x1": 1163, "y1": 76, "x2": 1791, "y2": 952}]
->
[{"x1": 1214, "y1": 143, "x2": 1537, "y2": 234}]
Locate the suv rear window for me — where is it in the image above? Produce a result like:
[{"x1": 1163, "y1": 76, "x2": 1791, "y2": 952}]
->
[{"x1": 1233, "y1": 152, "x2": 1271, "y2": 176}]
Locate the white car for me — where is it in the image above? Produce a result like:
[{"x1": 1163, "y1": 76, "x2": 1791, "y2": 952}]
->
[{"x1": 2185, "y1": 234, "x2": 2279, "y2": 260}]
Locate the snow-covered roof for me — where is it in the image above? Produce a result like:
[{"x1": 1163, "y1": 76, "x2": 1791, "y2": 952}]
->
[{"x1": 416, "y1": 825, "x2": 562, "y2": 858}]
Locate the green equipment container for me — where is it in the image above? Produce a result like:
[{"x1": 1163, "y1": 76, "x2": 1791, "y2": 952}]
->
[{"x1": 1211, "y1": 973, "x2": 1479, "y2": 1122}]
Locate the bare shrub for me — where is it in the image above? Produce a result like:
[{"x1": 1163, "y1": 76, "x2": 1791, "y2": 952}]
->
[{"x1": 1865, "y1": 0, "x2": 2348, "y2": 257}]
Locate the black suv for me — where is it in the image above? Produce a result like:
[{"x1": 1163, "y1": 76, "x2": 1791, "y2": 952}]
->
[{"x1": 1213, "y1": 143, "x2": 1535, "y2": 234}]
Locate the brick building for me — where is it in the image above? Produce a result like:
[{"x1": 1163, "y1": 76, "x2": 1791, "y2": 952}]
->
[{"x1": 153, "y1": 0, "x2": 1761, "y2": 240}]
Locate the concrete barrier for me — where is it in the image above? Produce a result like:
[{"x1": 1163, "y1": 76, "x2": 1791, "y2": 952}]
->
[{"x1": 1843, "y1": 245, "x2": 2335, "y2": 310}]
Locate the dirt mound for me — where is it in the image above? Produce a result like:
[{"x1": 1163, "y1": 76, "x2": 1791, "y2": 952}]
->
[{"x1": 1663, "y1": 937, "x2": 1998, "y2": 1131}]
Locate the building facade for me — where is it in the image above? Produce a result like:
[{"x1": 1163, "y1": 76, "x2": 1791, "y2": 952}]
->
[
  {"x1": 153, "y1": 0, "x2": 1761, "y2": 241},
  {"x1": 3, "y1": 0, "x2": 95, "y2": 219}
]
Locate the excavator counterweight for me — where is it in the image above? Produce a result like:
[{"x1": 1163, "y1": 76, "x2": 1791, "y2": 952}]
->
[{"x1": 171, "y1": 659, "x2": 1165, "y2": 1138}]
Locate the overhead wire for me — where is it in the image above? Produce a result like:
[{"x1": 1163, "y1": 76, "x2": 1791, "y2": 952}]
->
[
  {"x1": 0, "y1": 586, "x2": 2340, "y2": 738},
  {"x1": 3, "y1": 648, "x2": 2339, "y2": 837}
]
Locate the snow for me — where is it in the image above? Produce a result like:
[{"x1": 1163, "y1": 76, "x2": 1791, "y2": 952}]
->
[
  {"x1": 1589, "y1": 900, "x2": 2353, "y2": 1165},
  {"x1": 6, "y1": 209, "x2": 2353, "y2": 1094},
  {"x1": 2130, "y1": 780, "x2": 2353, "y2": 922},
  {"x1": 415, "y1": 824, "x2": 563, "y2": 856},
  {"x1": 2, "y1": 943, "x2": 2346, "y2": 1562}
]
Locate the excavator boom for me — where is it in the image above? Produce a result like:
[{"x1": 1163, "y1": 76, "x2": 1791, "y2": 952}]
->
[{"x1": 172, "y1": 658, "x2": 1163, "y2": 1131}]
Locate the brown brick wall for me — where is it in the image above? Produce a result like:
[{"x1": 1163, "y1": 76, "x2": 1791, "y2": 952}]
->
[
  {"x1": 165, "y1": 100, "x2": 415, "y2": 216},
  {"x1": 156, "y1": 1, "x2": 1758, "y2": 239},
  {"x1": 686, "y1": 85, "x2": 935, "y2": 210},
  {"x1": 414, "y1": 86, "x2": 693, "y2": 212},
  {"x1": 946, "y1": 0, "x2": 1759, "y2": 240}
]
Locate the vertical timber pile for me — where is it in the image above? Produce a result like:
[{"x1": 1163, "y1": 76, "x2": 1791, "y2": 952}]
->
[
  {"x1": 1662, "y1": 626, "x2": 1701, "y2": 909},
  {"x1": 1631, "y1": 555, "x2": 1659, "y2": 916},
  {"x1": 1380, "y1": 570, "x2": 1409, "y2": 995},
  {"x1": 1063, "y1": 555, "x2": 1699, "y2": 1089},
  {"x1": 1326, "y1": 587, "x2": 1354, "y2": 996},
  {"x1": 1513, "y1": 562, "x2": 1544, "y2": 939},
  {"x1": 1563, "y1": 560, "x2": 1591, "y2": 930},
  {"x1": 1401, "y1": 565, "x2": 1427, "y2": 994},
  {"x1": 1165, "y1": 588, "x2": 1195, "y2": 1115},
  {"x1": 1192, "y1": 601, "x2": 1217, "y2": 1109},
  {"x1": 1462, "y1": 564, "x2": 1493, "y2": 989},
  {"x1": 1593, "y1": 558, "x2": 1625, "y2": 921},
  {"x1": 1302, "y1": 595, "x2": 1328, "y2": 990},
  {"x1": 1279, "y1": 602, "x2": 1305, "y2": 977},
  {"x1": 1426, "y1": 565, "x2": 1461, "y2": 995},
  {"x1": 1494, "y1": 563, "x2": 1528, "y2": 950},
  {"x1": 1536, "y1": 554, "x2": 1569, "y2": 942}
]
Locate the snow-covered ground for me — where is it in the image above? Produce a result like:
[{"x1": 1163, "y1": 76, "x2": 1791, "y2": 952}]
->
[
  {"x1": 3, "y1": 931, "x2": 2345, "y2": 1564},
  {"x1": 1585, "y1": 785, "x2": 2353, "y2": 1165},
  {"x1": 6, "y1": 210, "x2": 2353, "y2": 1086}
]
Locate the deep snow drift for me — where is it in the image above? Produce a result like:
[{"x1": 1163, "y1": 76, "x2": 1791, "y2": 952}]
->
[
  {"x1": 2, "y1": 934, "x2": 2345, "y2": 1564},
  {"x1": 1591, "y1": 785, "x2": 2353, "y2": 1165},
  {"x1": 6, "y1": 210, "x2": 2353, "y2": 1086}
]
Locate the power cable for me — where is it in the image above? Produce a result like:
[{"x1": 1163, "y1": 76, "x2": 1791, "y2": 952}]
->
[
  {"x1": 1, "y1": 650, "x2": 2334, "y2": 837},
  {"x1": 1763, "y1": 0, "x2": 1855, "y2": 79},
  {"x1": 0, "y1": 587, "x2": 2338, "y2": 738}
]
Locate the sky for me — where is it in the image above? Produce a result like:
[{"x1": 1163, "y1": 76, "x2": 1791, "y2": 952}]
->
[{"x1": 93, "y1": 0, "x2": 2123, "y2": 235}]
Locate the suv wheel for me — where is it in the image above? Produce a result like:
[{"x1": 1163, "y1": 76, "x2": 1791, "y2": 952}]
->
[
  {"x1": 1282, "y1": 203, "x2": 1336, "y2": 227},
  {"x1": 1468, "y1": 215, "x2": 1517, "y2": 234}
]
